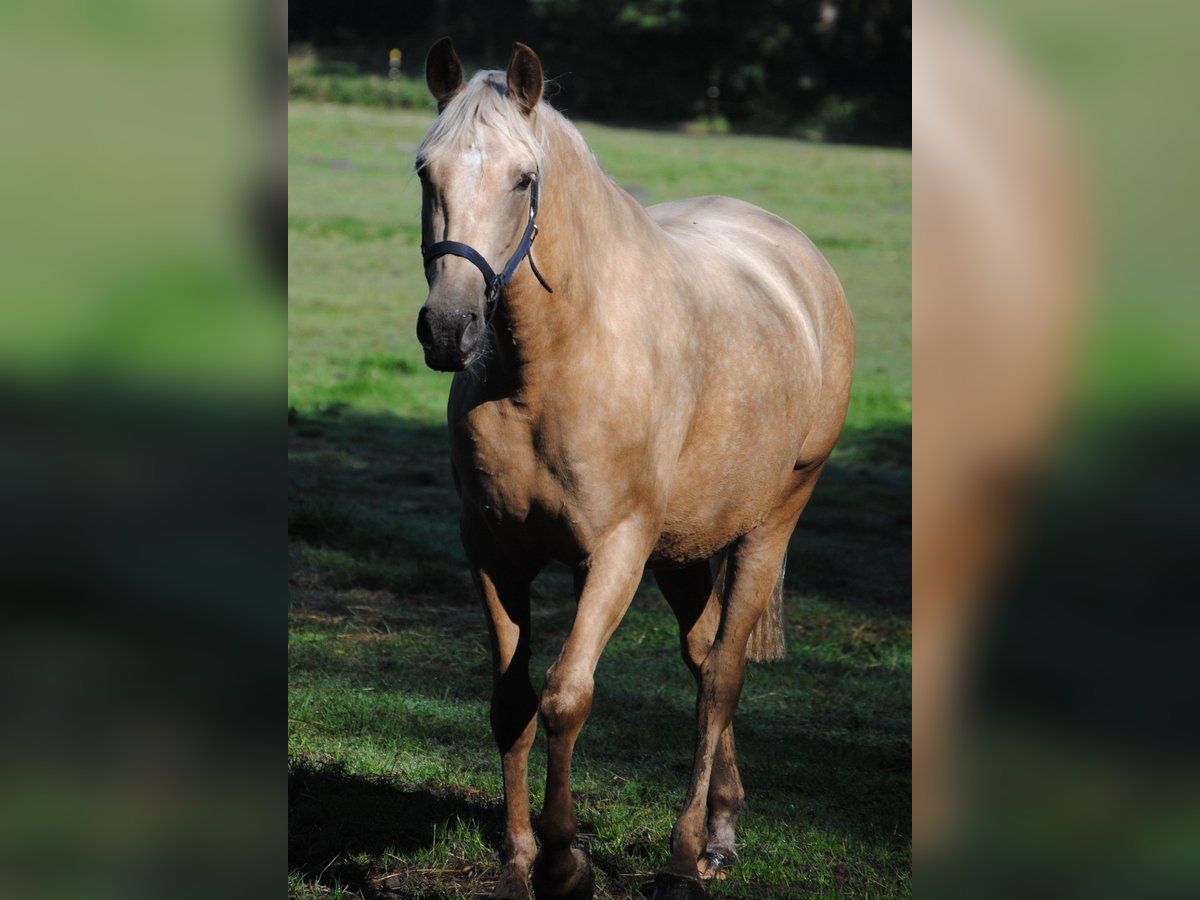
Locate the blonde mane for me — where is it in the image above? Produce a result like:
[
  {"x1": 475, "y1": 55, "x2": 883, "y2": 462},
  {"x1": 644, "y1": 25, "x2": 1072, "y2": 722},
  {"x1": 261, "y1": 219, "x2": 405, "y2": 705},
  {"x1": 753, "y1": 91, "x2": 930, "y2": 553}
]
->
[{"x1": 418, "y1": 70, "x2": 590, "y2": 178}]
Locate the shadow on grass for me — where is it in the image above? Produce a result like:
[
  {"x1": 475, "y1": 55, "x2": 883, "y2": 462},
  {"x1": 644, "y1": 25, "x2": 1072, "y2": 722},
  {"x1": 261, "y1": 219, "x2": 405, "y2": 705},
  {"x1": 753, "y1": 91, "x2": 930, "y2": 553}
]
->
[
  {"x1": 289, "y1": 403, "x2": 910, "y2": 895},
  {"x1": 288, "y1": 404, "x2": 472, "y2": 606},
  {"x1": 788, "y1": 419, "x2": 911, "y2": 615},
  {"x1": 289, "y1": 760, "x2": 507, "y2": 896}
]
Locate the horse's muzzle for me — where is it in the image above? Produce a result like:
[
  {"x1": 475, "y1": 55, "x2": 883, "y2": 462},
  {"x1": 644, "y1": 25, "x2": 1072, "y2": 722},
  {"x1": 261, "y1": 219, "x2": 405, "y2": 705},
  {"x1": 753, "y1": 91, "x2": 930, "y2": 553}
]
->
[{"x1": 416, "y1": 305, "x2": 483, "y2": 371}]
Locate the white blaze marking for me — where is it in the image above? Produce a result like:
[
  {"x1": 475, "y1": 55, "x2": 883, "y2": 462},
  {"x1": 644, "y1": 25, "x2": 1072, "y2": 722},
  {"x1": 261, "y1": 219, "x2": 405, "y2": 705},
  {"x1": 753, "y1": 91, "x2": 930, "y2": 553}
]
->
[{"x1": 462, "y1": 143, "x2": 484, "y2": 170}]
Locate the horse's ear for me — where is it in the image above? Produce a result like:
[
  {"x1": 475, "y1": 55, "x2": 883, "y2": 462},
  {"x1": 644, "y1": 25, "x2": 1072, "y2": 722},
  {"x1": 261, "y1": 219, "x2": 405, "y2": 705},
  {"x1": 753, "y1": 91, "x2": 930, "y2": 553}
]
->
[
  {"x1": 426, "y1": 37, "x2": 464, "y2": 112},
  {"x1": 506, "y1": 43, "x2": 543, "y2": 115}
]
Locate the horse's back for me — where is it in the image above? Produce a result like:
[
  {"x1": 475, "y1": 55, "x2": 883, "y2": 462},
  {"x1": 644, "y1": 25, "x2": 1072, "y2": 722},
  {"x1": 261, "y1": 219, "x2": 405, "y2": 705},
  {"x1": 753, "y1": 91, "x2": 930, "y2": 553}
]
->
[
  {"x1": 650, "y1": 194, "x2": 853, "y2": 446},
  {"x1": 653, "y1": 195, "x2": 848, "y2": 356},
  {"x1": 640, "y1": 196, "x2": 854, "y2": 561},
  {"x1": 652, "y1": 195, "x2": 827, "y2": 264}
]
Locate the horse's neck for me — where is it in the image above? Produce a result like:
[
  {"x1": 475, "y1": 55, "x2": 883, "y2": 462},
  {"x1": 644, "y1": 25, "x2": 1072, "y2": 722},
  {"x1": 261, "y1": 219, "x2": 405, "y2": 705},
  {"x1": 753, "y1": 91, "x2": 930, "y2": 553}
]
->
[
  {"x1": 493, "y1": 122, "x2": 666, "y2": 380},
  {"x1": 540, "y1": 126, "x2": 661, "y2": 292}
]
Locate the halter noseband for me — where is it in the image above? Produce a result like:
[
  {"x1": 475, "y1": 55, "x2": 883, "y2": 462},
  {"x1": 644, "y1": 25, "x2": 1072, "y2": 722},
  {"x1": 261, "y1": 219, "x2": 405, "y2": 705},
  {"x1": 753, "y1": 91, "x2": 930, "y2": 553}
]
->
[{"x1": 420, "y1": 177, "x2": 553, "y2": 322}]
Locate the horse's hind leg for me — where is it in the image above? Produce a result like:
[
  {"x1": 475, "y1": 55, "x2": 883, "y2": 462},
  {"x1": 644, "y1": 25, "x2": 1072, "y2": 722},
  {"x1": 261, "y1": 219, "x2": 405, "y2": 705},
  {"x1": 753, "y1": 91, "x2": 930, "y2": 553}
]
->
[
  {"x1": 658, "y1": 473, "x2": 822, "y2": 894},
  {"x1": 654, "y1": 561, "x2": 744, "y2": 878},
  {"x1": 463, "y1": 515, "x2": 541, "y2": 900}
]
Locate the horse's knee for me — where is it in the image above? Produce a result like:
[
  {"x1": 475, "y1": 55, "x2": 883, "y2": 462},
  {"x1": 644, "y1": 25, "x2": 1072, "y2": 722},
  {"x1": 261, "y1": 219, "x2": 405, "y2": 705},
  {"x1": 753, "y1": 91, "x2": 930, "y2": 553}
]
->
[{"x1": 538, "y1": 667, "x2": 594, "y2": 737}]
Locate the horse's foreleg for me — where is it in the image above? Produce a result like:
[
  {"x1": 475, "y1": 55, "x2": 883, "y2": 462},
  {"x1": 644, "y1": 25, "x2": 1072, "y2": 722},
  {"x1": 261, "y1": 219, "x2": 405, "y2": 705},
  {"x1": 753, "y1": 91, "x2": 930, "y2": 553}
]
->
[
  {"x1": 466, "y1": 520, "x2": 541, "y2": 900},
  {"x1": 655, "y1": 562, "x2": 744, "y2": 878},
  {"x1": 532, "y1": 523, "x2": 649, "y2": 900}
]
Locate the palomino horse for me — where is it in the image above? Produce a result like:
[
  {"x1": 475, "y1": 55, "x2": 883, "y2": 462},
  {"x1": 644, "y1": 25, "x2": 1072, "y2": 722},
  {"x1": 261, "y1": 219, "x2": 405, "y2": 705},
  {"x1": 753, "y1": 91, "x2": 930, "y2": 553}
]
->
[{"x1": 414, "y1": 39, "x2": 854, "y2": 900}]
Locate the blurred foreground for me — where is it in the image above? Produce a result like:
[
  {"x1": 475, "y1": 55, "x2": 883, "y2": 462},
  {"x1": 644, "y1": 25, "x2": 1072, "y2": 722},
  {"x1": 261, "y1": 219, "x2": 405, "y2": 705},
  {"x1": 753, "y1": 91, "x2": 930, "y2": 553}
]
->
[
  {"x1": 915, "y1": 0, "x2": 1200, "y2": 895},
  {"x1": 0, "y1": 2, "x2": 280, "y2": 899}
]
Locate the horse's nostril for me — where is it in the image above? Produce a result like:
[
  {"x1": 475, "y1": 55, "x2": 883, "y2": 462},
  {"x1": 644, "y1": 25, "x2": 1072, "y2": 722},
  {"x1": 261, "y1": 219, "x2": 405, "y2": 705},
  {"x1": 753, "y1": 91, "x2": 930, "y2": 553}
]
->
[
  {"x1": 459, "y1": 311, "x2": 482, "y2": 354},
  {"x1": 416, "y1": 307, "x2": 434, "y2": 349}
]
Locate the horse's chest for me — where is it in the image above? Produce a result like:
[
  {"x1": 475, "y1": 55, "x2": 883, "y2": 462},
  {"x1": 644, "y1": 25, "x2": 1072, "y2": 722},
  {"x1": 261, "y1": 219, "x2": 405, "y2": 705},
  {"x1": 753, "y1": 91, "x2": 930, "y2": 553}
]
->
[
  {"x1": 455, "y1": 412, "x2": 535, "y2": 507},
  {"x1": 451, "y1": 404, "x2": 588, "y2": 553}
]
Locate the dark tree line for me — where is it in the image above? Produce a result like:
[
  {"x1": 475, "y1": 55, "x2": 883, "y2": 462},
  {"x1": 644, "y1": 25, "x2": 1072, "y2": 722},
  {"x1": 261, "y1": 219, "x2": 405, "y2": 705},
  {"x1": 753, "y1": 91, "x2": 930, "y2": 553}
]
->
[{"x1": 288, "y1": 0, "x2": 910, "y2": 146}]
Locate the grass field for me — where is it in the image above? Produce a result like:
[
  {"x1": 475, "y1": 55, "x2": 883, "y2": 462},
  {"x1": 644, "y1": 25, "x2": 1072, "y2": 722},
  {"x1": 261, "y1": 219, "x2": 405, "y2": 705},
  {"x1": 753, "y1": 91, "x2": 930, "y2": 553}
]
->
[{"x1": 288, "y1": 101, "x2": 911, "y2": 899}]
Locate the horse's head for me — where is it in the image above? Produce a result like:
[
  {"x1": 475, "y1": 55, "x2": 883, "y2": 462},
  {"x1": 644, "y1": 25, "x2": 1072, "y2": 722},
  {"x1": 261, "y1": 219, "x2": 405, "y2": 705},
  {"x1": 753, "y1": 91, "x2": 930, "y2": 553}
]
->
[{"x1": 415, "y1": 38, "x2": 546, "y2": 372}]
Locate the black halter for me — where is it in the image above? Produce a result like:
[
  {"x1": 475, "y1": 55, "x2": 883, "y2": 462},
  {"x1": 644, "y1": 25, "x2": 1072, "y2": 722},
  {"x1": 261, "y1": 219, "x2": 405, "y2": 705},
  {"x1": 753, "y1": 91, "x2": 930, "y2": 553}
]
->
[{"x1": 420, "y1": 177, "x2": 553, "y2": 323}]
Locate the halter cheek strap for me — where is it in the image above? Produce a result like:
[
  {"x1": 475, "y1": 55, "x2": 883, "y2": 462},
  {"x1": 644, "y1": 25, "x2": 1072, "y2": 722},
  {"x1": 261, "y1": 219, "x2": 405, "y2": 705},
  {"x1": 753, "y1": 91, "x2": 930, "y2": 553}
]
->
[{"x1": 421, "y1": 177, "x2": 554, "y2": 322}]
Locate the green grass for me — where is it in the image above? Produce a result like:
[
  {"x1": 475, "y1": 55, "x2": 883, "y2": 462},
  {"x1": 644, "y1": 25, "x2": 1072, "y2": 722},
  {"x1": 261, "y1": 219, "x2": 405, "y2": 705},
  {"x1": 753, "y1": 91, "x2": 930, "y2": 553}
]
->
[
  {"x1": 289, "y1": 51, "x2": 434, "y2": 111},
  {"x1": 289, "y1": 100, "x2": 910, "y2": 898}
]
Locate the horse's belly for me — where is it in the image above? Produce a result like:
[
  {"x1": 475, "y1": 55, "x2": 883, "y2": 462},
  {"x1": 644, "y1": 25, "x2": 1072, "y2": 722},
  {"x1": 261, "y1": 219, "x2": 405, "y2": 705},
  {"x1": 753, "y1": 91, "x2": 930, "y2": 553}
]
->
[
  {"x1": 650, "y1": 422, "x2": 801, "y2": 566},
  {"x1": 649, "y1": 525, "x2": 743, "y2": 567},
  {"x1": 650, "y1": 494, "x2": 776, "y2": 567},
  {"x1": 651, "y1": 494, "x2": 776, "y2": 566}
]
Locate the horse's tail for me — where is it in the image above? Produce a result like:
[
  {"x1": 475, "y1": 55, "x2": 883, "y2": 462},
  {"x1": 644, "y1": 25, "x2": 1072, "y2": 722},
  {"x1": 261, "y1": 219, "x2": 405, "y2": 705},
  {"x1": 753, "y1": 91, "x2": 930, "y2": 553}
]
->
[
  {"x1": 746, "y1": 557, "x2": 786, "y2": 662},
  {"x1": 715, "y1": 554, "x2": 786, "y2": 662}
]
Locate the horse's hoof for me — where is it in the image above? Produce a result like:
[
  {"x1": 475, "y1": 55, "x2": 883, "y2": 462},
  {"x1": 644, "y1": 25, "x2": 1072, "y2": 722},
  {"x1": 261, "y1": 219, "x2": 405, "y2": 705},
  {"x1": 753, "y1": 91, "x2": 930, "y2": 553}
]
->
[
  {"x1": 650, "y1": 872, "x2": 707, "y2": 900},
  {"x1": 490, "y1": 860, "x2": 534, "y2": 899},
  {"x1": 490, "y1": 877, "x2": 532, "y2": 900},
  {"x1": 698, "y1": 848, "x2": 739, "y2": 880},
  {"x1": 531, "y1": 847, "x2": 594, "y2": 900}
]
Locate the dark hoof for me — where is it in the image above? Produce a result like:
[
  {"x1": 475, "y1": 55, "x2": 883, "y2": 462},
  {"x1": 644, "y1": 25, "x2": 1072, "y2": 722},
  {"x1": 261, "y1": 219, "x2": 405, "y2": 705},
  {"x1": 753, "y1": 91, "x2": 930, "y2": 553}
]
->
[
  {"x1": 650, "y1": 872, "x2": 707, "y2": 900},
  {"x1": 531, "y1": 847, "x2": 594, "y2": 900}
]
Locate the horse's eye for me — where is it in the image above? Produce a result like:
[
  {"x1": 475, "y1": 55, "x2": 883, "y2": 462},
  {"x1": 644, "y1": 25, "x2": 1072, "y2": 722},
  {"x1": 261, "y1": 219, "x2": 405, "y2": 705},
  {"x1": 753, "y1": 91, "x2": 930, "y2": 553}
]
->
[{"x1": 514, "y1": 173, "x2": 534, "y2": 191}]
